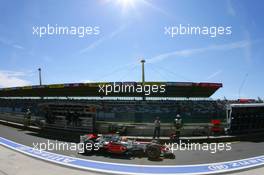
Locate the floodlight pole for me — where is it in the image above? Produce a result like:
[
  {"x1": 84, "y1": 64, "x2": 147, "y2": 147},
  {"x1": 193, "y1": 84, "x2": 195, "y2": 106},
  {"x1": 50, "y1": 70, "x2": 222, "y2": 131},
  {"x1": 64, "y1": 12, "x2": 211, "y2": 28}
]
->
[
  {"x1": 141, "y1": 59, "x2": 146, "y2": 100},
  {"x1": 38, "y1": 68, "x2": 42, "y2": 86},
  {"x1": 141, "y1": 59, "x2": 145, "y2": 84}
]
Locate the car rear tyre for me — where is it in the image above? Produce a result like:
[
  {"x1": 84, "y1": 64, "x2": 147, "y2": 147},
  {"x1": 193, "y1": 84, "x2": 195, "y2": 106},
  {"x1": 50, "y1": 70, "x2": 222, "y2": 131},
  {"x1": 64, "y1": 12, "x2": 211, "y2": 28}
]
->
[{"x1": 146, "y1": 144, "x2": 161, "y2": 160}]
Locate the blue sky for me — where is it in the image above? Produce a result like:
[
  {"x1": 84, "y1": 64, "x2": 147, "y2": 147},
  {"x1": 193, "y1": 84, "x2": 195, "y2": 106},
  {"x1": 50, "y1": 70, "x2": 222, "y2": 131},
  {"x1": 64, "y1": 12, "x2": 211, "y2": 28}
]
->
[{"x1": 0, "y1": 0, "x2": 263, "y2": 99}]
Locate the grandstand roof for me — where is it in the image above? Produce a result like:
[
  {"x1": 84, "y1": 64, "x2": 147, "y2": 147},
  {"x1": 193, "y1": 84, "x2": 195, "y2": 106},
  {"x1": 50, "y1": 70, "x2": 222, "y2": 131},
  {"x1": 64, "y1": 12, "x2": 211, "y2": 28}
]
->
[{"x1": 0, "y1": 82, "x2": 222, "y2": 98}]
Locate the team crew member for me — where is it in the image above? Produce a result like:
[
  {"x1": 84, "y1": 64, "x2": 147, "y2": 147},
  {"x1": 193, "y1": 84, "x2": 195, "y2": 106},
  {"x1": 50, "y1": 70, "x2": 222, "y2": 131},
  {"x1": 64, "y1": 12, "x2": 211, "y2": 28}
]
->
[
  {"x1": 24, "y1": 108, "x2": 31, "y2": 127},
  {"x1": 173, "y1": 114, "x2": 182, "y2": 141},
  {"x1": 174, "y1": 114, "x2": 182, "y2": 130},
  {"x1": 153, "y1": 117, "x2": 161, "y2": 139}
]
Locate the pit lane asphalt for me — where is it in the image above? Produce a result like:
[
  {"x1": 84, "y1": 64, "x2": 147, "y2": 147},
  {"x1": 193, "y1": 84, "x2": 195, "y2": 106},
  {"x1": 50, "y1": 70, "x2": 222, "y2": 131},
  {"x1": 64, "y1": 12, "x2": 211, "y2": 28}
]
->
[{"x1": 1, "y1": 124, "x2": 264, "y2": 165}]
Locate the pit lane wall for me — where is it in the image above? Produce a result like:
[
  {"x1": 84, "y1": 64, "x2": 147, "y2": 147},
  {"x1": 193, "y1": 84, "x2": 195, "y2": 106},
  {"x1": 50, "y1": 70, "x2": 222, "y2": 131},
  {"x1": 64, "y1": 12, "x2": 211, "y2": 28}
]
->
[{"x1": 0, "y1": 112, "x2": 225, "y2": 136}]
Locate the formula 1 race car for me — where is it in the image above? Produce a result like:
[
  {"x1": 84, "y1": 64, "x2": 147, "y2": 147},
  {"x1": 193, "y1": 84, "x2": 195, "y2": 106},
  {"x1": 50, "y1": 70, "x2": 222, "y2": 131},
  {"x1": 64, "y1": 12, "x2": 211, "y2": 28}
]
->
[{"x1": 80, "y1": 134, "x2": 175, "y2": 160}]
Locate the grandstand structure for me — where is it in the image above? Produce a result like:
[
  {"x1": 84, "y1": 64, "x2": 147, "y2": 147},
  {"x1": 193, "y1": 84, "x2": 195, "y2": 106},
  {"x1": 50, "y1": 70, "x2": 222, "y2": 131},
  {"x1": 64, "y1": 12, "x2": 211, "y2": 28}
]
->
[
  {"x1": 0, "y1": 81, "x2": 263, "y2": 136},
  {"x1": 0, "y1": 82, "x2": 222, "y2": 98},
  {"x1": 0, "y1": 81, "x2": 226, "y2": 136}
]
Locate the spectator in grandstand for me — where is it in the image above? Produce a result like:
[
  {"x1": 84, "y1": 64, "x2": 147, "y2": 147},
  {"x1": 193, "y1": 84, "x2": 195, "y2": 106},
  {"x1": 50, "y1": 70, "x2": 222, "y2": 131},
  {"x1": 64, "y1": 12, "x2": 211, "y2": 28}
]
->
[{"x1": 153, "y1": 117, "x2": 161, "y2": 139}]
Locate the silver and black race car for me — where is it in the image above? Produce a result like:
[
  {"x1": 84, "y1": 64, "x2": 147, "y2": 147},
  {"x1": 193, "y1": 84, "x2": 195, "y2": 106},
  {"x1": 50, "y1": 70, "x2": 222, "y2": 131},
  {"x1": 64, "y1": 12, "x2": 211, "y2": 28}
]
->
[{"x1": 80, "y1": 133, "x2": 175, "y2": 160}]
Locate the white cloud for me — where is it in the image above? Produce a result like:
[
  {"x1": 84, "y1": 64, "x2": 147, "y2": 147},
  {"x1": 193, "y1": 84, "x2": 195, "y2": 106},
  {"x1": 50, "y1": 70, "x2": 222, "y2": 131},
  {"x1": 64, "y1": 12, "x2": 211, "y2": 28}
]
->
[
  {"x1": 0, "y1": 37, "x2": 24, "y2": 50},
  {"x1": 206, "y1": 70, "x2": 223, "y2": 80},
  {"x1": 0, "y1": 70, "x2": 30, "y2": 88},
  {"x1": 79, "y1": 24, "x2": 128, "y2": 54},
  {"x1": 12, "y1": 44, "x2": 24, "y2": 50},
  {"x1": 147, "y1": 40, "x2": 252, "y2": 63}
]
